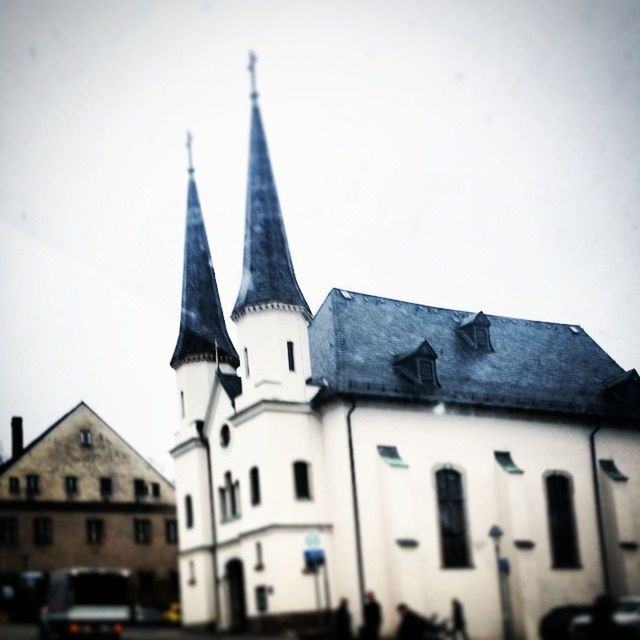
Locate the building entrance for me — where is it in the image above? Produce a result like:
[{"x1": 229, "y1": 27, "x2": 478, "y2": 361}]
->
[{"x1": 226, "y1": 558, "x2": 247, "y2": 632}]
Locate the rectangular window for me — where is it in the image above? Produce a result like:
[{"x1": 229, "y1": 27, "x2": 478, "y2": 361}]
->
[
  {"x1": 86, "y1": 519, "x2": 104, "y2": 544},
  {"x1": 218, "y1": 488, "x2": 228, "y2": 522},
  {"x1": 250, "y1": 467, "x2": 261, "y2": 506},
  {"x1": 64, "y1": 476, "x2": 78, "y2": 495},
  {"x1": 185, "y1": 495, "x2": 194, "y2": 528},
  {"x1": 26, "y1": 474, "x2": 40, "y2": 496},
  {"x1": 134, "y1": 479, "x2": 148, "y2": 499},
  {"x1": 100, "y1": 477, "x2": 112, "y2": 498},
  {"x1": 293, "y1": 461, "x2": 312, "y2": 500},
  {"x1": 255, "y1": 541, "x2": 264, "y2": 570},
  {"x1": 34, "y1": 517, "x2": 52, "y2": 546},
  {"x1": 180, "y1": 391, "x2": 185, "y2": 418},
  {"x1": 151, "y1": 482, "x2": 160, "y2": 498},
  {"x1": 79, "y1": 429, "x2": 92, "y2": 447},
  {"x1": 287, "y1": 341, "x2": 295, "y2": 372},
  {"x1": 134, "y1": 519, "x2": 151, "y2": 544},
  {"x1": 0, "y1": 518, "x2": 17, "y2": 546},
  {"x1": 244, "y1": 347, "x2": 250, "y2": 378},
  {"x1": 165, "y1": 519, "x2": 178, "y2": 544},
  {"x1": 9, "y1": 477, "x2": 19, "y2": 495}
]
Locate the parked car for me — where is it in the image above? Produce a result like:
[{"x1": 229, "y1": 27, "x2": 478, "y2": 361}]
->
[
  {"x1": 570, "y1": 596, "x2": 640, "y2": 639},
  {"x1": 160, "y1": 602, "x2": 181, "y2": 624}
]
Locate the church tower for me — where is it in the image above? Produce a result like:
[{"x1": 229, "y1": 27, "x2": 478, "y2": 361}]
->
[
  {"x1": 232, "y1": 53, "x2": 312, "y2": 406},
  {"x1": 170, "y1": 135, "x2": 238, "y2": 627},
  {"x1": 171, "y1": 133, "x2": 239, "y2": 429}
]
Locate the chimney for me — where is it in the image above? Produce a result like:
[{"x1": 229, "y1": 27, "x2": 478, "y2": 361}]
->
[{"x1": 11, "y1": 416, "x2": 23, "y2": 459}]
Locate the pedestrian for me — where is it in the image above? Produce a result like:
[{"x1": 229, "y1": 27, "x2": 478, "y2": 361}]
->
[
  {"x1": 451, "y1": 598, "x2": 469, "y2": 640},
  {"x1": 336, "y1": 597, "x2": 353, "y2": 640},
  {"x1": 363, "y1": 591, "x2": 382, "y2": 639},
  {"x1": 395, "y1": 603, "x2": 430, "y2": 640}
]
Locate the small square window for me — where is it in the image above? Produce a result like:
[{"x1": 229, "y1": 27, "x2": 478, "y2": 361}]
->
[
  {"x1": 80, "y1": 429, "x2": 92, "y2": 447},
  {"x1": 100, "y1": 477, "x2": 112, "y2": 498},
  {"x1": 26, "y1": 474, "x2": 40, "y2": 496},
  {"x1": 134, "y1": 479, "x2": 148, "y2": 499},
  {"x1": 165, "y1": 519, "x2": 178, "y2": 544},
  {"x1": 86, "y1": 519, "x2": 104, "y2": 544},
  {"x1": 64, "y1": 476, "x2": 78, "y2": 495},
  {"x1": 34, "y1": 517, "x2": 52, "y2": 545},
  {"x1": 134, "y1": 519, "x2": 151, "y2": 544},
  {"x1": 9, "y1": 477, "x2": 19, "y2": 495},
  {"x1": 0, "y1": 518, "x2": 17, "y2": 546}
]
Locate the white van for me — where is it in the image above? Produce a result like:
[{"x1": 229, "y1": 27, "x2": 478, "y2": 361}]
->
[{"x1": 39, "y1": 568, "x2": 130, "y2": 639}]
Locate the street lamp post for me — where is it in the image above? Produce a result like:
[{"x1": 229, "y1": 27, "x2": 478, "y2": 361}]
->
[{"x1": 488, "y1": 525, "x2": 513, "y2": 640}]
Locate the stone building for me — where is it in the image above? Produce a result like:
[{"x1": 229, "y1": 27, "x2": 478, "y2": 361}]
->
[
  {"x1": 0, "y1": 402, "x2": 178, "y2": 617},
  {"x1": 170, "y1": 59, "x2": 640, "y2": 639}
]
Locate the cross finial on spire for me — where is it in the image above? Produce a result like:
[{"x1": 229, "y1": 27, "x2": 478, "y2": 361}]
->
[
  {"x1": 186, "y1": 130, "x2": 194, "y2": 175},
  {"x1": 248, "y1": 50, "x2": 258, "y2": 102}
]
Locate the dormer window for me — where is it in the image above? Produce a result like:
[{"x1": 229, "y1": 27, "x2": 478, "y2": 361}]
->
[
  {"x1": 393, "y1": 339, "x2": 440, "y2": 389},
  {"x1": 457, "y1": 311, "x2": 493, "y2": 351},
  {"x1": 417, "y1": 358, "x2": 436, "y2": 385}
]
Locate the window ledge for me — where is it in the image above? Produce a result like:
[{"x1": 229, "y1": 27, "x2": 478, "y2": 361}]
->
[
  {"x1": 439, "y1": 565, "x2": 475, "y2": 570},
  {"x1": 551, "y1": 565, "x2": 583, "y2": 570}
]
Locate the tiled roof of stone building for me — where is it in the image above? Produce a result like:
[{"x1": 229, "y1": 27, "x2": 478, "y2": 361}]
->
[
  {"x1": 232, "y1": 96, "x2": 310, "y2": 319},
  {"x1": 171, "y1": 169, "x2": 239, "y2": 369},
  {"x1": 309, "y1": 289, "x2": 640, "y2": 420}
]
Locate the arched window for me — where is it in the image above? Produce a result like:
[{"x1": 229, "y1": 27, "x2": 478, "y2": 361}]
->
[
  {"x1": 250, "y1": 467, "x2": 261, "y2": 506},
  {"x1": 185, "y1": 494, "x2": 193, "y2": 529},
  {"x1": 293, "y1": 461, "x2": 312, "y2": 500},
  {"x1": 435, "y1": 468, "x2": 471, "y2": 568},
  {"x1": 545, "y1": 473, "x2": 580, "y2": 568}
]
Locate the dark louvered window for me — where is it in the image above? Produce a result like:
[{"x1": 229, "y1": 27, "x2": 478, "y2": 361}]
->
[
  {"x1": 250, "y1": 467, "x2": 261, "y2": 506},
  {"x1": 185, "y1": 495, "x2": 194, "y2": 529},
  {"x1": 436, "y1": 469, "x2": 471, "y2": 568},
  {"x1": 546, "y1": 473, "x2": 580, "y2": 568},
  {"x1": 287, "y1": 341, "x2": 295, "y2": 372},
  {"x1": 293, "y1": 461, "x2": 311, "y2": 500}
]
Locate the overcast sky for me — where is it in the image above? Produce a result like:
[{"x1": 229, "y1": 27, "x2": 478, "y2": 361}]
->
[{"x1": 1, "y1": 0, "x2": 639, "y2": 477}]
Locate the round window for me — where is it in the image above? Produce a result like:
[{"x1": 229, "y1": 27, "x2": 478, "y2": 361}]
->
[{"x1": 220, "y1": 424, "x2": 231, "y2": 448}]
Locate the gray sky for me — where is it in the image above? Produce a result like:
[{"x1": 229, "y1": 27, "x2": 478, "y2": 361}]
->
[{"x1": 1, "y1": 0, "x2": 639, "y2": 477}]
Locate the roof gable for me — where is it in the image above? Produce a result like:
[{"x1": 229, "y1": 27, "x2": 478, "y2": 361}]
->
[{"x1": 0, "y1": 403, "x2": 174, "y2": 499}]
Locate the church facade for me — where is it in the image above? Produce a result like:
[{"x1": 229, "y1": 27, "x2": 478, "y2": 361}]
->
[{"x1": 170, "y1": 62, "x2": 640, "y2": 640}]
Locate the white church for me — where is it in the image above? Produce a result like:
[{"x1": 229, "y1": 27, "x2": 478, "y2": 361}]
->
[{"x1": 170, "y1": 59, "x2": 640, "y2": 639}]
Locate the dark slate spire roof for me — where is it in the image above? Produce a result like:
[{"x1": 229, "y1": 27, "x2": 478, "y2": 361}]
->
[
  {"x1": 309, "y1": 289, "x2": 640, "y2": 421},
  {"x1": 232, "y1": 95, "x2": 310, "y2": 320},
  {"x1": 171, "y1": 166, "x2": 239, "y2": 369}
]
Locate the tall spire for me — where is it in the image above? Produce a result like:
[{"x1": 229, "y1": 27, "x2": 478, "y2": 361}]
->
[
  {"x1": 232, "y1": 53, "x2": 310, "y2": 320},
  {"x1": 171, "y1": 132, "x2": 239, "y2": 369}
]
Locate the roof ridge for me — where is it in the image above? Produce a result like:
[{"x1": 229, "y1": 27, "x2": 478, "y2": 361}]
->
[{"x1": 329, "y1": 287, "x2": 584, "y2": 329}]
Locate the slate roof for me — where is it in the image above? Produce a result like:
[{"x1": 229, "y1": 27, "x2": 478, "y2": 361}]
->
[
  {"x1": 171, "y1": 172, "x2": 239, "y2": 369},
  {"x1": 309, "y1": 289, "x2": 640, "y2": 421},
  {"x1": 232, "y1": 99, "x2": 310, "y2": 319}
]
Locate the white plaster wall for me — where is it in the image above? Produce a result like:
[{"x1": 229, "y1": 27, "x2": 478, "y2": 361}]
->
[
  {"x1": 596, "y1": 427, "x2": 640, "y2": 596},
  {"x1": 234, "y1": 309, "x2": 312, "y2": 407},
  {"x1": 212, "y1": 405, "x2": 329, "y2": 542},
  {"x1": 318, "y1": 401, "x2": 639, "y2": 639},
  {"x1": 175, "y1": 361, "x2": 217, "y2": 435},
  {"x1": 179, "y1": 550, "x2": 215, "y2": 625}
]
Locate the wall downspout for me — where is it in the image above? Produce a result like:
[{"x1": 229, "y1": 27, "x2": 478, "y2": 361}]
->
[
  {"x1": 346, "y1": 398, "x2": 366, "y2": 619},
  {"x1": 589, "y1": 422, "x2": 611, "y2": 597},
  {"x1": 196, "y1": 421, "x2": 222, "y2": 629}
]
